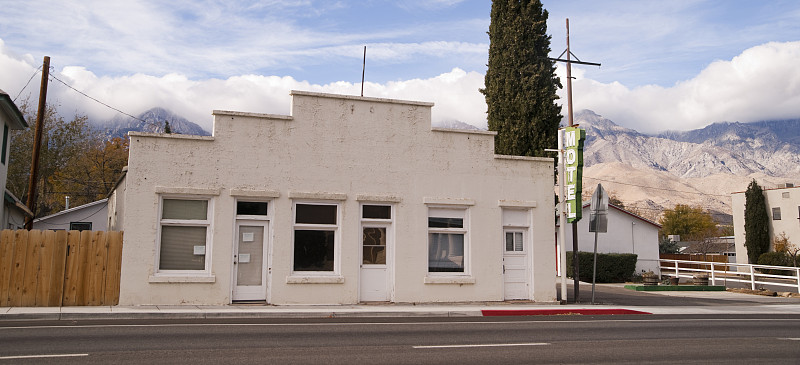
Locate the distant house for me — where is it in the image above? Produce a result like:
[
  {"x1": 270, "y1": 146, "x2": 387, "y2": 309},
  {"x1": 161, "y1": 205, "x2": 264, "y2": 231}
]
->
[
  {"x1": 731, "y1": 183, "x2": 800, "y2": 264},
  {"x1": 110, "y1": 90, "x2": 557, "y2": 306},
  {"x1": 563, "y1": 202, "x2": 662, "y2": 274},
  {"x1": 679, "y1": 236, "x2": 736, "y2": 263},
  {"x1": 0, "y1": 88, "x2": 29, "y2": 229},
  {"x1": 32, "y1": 199, "x2": 108, "y2": 231}
]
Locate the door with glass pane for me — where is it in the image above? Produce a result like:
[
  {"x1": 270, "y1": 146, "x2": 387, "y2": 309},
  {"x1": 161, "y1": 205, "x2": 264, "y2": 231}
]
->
[
  {"x1": 503, "y1": 229, "x2": 529, "y2": 300},
  {"x1": 360, "y1": 225, "x2": 389, "y2": 301},
  {"x1": 233, "y1": 221, "x2": 268, "y2": 301}
]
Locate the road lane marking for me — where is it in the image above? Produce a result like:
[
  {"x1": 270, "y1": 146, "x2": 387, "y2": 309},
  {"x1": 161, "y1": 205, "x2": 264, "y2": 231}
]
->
[
  {"x1": 0, "y1": 353, "x2": 88, "y2": 360},
  {"x1": 3, "y1": 318, "x2": 800, "y2": 330},
  {"x1": 414, "y1": 343, "x2": 550, "y2": 349},
  {"x1": 779, "y1": 338, "x2": 800, "y2": 341}
]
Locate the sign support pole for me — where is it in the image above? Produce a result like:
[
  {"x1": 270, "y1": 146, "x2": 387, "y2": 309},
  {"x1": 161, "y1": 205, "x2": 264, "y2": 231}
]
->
[{"x1": 549, "y1": 19, "x2": 600, "y2": 302}]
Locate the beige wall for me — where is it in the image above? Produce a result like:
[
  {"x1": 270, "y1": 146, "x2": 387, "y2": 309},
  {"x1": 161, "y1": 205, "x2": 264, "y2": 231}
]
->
[
  {"x1": 119, "y1": 91, "x2": 555, "y2": 305},
  {"x1": 732, "y1": 186, "x2": 800, "y2": 264}
]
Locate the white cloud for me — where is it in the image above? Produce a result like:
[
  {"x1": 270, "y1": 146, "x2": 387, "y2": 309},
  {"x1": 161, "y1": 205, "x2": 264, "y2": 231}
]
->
[
  {"x1": 4, "y1": 37, "x2": 799, "y2": 136},
  {"x1": 562, "y1": 41, "x2": 800, "y2": 133},
  {"x1": 2, "y1": 38, "x2": 487, "y2": 132}
]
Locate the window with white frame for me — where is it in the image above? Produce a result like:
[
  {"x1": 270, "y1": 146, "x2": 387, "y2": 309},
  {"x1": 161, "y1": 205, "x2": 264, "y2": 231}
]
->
[
  {"x1": 293, "y1": 203, "x2": 338, "y2": 272},
  {"x1": 157, "y1": 197, "x2": 212, "y2": 272},
  {"x1": 428, "y1": 207, "x2": 467, "y2": 273},
  {"x1": 361, "y1": 204, "x2": 392, "y2": 265}
]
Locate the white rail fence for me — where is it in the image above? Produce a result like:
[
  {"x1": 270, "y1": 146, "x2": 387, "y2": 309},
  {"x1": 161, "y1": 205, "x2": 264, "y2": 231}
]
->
[{"x1": 657, "y1": 258, "x2": 800, "y2": 293}]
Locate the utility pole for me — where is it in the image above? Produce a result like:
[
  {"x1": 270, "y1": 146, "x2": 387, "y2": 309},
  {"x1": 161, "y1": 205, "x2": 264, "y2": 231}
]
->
[
  {"x1": 550, "y1": 20, "x2": 600, "y2": 303},
  {"x1": 24, "y1": 56, "x2": 50, "y2": 230}
]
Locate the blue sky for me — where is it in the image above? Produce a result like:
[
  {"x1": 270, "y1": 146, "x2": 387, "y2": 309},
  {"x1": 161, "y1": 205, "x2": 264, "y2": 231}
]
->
[{"x1": 1, "y1": 0, "x2": 799, "y2": 133}]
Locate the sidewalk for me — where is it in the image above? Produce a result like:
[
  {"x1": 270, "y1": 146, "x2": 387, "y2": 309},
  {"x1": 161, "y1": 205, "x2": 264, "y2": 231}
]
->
[{"x1": 3, "y1": 284, "x2": 800, "y2": 321}]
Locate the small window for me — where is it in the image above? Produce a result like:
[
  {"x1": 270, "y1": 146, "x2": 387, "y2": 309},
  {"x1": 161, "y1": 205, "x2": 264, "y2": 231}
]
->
[
  {"x1": 505, "y1": 231, "x2": 523, "y2": 252},
  {"x1": 296, "y1": 204, "x2": 336, "y2": 225},
  {"x1": 428, "y1": 208, "x2": 467, "y2": 273},
  {"x1": 293, "y1": 203, "x2": 338, "y2": 272},
  {"x1": 69, "y1": 222, "x2": 92, "y2": 231},
  {"x1": 772, "y1": 207, "x2": 782, "y2": 220},
  {"x1": 237, "y1": 201, "x2": 268, "y2": 216},
  {"x1": 363, "y1": 205, "x2": 391, "y2": 220},
  {"x1": 783, "y1": 192, "x2": 791, "y2": 199}
]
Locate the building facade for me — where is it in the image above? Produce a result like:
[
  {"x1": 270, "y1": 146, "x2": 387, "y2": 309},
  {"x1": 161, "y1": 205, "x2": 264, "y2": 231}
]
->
[
  {"x1": 116, "y1": 91, "x2": 557, "y2": 305},
  {"x1": 0, "y1": 89, "x2": 29, "y2": 229},
  {"x1": 732, "y1": 184, "x2": 800, "y2": 264}
]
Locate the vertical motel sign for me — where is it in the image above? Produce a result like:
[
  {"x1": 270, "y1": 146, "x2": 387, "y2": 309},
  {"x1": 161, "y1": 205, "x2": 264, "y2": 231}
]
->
[{"x1": 565, "y1": 126, "x2": 585, "y2": 223}]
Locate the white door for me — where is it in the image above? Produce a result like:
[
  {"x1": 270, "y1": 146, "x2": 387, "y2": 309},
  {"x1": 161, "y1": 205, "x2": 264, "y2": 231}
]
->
[
  {"x1": 503, "y1": 230, "x2": 529, "y2": 300},
  {"x1": 232, "y1": 221, "x2": 268, "y2": 301},
  {"x1": 360, "y1": 225, "x2": 389, "y2": 301}
]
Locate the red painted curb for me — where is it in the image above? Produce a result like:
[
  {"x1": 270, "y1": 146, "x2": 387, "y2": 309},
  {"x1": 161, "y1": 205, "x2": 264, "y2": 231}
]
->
[{"x1": 481, "y1": 309, "x2": 651, "y2": 316}]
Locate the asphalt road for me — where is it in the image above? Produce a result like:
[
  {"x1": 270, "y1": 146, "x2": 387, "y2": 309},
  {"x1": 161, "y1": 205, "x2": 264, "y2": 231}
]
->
[
  {"x1": 2, "y1": 315, "x2": 800, "y2": 364},
  {"x1": 568, "y1": 281, "x2": 800, "y2": 306}
]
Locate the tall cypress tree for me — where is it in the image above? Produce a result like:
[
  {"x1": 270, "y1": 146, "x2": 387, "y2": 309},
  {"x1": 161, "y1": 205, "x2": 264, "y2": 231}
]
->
[
  {"x1": 481, "y1": 0, "x2": 562, "y2": 157},
  {"x1": 744, "y1": 179, "x2": 770, "y2": 263}
]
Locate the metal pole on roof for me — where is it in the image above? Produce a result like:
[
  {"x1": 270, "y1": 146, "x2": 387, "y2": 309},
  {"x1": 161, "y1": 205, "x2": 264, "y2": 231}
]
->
[
  {"x1": 24, "y1": 56, "x2": 50, "y2": 230},
  {"x1": 361, "y1": 46, "x2": 367, "y2": 97}
]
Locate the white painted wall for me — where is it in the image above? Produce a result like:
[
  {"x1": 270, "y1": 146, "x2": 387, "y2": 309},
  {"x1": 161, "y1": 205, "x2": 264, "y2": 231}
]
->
[
  {"x1": 118, "y1": 91, "x2": 556, "y2": 306},
  {"x1": 107, "y1": 171, "x2": 126, "y2": 231},
  {"x1": 732, "y1": 186, "x2": 800, "y2": 264},
  {"x1": 564, "y1": 204, "x2": 661, "y2": 275}
]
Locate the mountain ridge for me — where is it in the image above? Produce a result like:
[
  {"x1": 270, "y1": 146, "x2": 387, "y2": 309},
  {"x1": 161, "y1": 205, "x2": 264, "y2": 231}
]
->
[{"x1": 92, "y1": 107, "x2": 210, "y2": 138}]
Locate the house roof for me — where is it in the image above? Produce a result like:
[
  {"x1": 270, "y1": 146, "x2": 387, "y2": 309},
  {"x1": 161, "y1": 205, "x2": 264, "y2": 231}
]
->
[
  {"x1": 33, "y1": 198, "x2": 108, "y2": 222},
  {"x1": 0, "y1": 88, "x2": 28, "y2": 129},
  {"x1": 681, "y1": 239, "x2": 735, "y2": 254},
  {"x1": 581, "y1": 201, "x2": 662, "y2": 229},
  {"x1": 4, "y1": 189, "x2": 33, "y2": 218}
]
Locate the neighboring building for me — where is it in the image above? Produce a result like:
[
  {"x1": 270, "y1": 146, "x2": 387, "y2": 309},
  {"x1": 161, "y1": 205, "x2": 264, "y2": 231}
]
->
[
  {"x1": 113, "y1": 91, "x2": 556, "y2": 306},
  {"x1": 0, "y1": 88, "x2": 29, "y2": 229},
  {"x1": 731, "y1": 184, "x2": 800, "y2": 264},
  {"x1": 32, "y1": 198, "x2": 108, "y2": 231},
  {"x1": 106, "y1": 167, "x2": 127, "y2": 232},
  {"x1": 4, "y1": 189, "x2": 32, "y2": 230},
  {"x1": 679, "y1": 236, "x2": 736, "y2": 263},
  {"x1": 563, "y1": 202, "x2": 661, "y2": 274}
]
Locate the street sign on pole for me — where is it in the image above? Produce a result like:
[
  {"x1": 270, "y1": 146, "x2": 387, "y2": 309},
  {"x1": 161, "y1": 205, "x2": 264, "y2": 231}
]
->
[
  {"x1": 589, "y1": 184, "x2": 608, "y2": 233},
  {"x1": 590, "y1": 183, "x2": 609, "y2": 304}
]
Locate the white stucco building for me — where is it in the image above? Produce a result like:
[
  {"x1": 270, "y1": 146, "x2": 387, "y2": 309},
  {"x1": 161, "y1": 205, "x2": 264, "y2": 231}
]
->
[
  {"x1": 563, "y1": 203, "x2": 661, "y2": 274},
  {"x1": 114, "y1": 91, "x2": 557, "y2": 306},
  {"x1": 731, "y1": 184, "x2": 800, "y2": 264}
]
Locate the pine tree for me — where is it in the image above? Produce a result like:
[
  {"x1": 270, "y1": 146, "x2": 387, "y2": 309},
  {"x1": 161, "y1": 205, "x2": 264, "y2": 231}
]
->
[
  {"x1": 744, "y1": 179, "x2": 770, "y2": 263},
  {"x1": 481, "y1": 0, "x2": 562, "y2": 157},
  {"x1": 164, "y1": 121, "x2": 172, "y2": 134}
]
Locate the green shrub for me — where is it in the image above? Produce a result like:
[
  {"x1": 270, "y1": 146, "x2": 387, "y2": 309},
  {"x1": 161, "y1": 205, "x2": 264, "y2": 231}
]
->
[
  {"x1": 566, "y1": 252, "x2": 638, "y2": 283},
  {"x1": 757, "y1": 252, "x2": 793, "y2": 275}
]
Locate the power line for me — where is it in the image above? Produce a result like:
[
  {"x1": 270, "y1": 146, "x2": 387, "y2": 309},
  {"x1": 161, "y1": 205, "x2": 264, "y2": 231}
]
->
[
  {"x1": 47, "y1": 68, "x2": 158, "y2": 128},
  {"x1": 583, "y1": 175, "x2": 730, "y2": 197},
  {"x1": 13, "y1": 65, "x2": 43, "y2": 102}
]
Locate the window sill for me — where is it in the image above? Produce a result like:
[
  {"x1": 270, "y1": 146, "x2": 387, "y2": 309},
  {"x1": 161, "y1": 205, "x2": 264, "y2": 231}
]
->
[
  {"x1": 149, "y1": 275, "x2": 216, "y2": 283},
  {"x1": 286, "y1": 275, "x2": 345, "y2": 284},
  {"x1": 424, "y1": 276, "x2": 475, "y2": 285}
]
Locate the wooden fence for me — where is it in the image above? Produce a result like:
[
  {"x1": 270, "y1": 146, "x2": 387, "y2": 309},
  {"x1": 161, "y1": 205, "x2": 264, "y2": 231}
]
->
[{"x1": 0, "y1": 230, "x2": 123, "y2": 307}]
